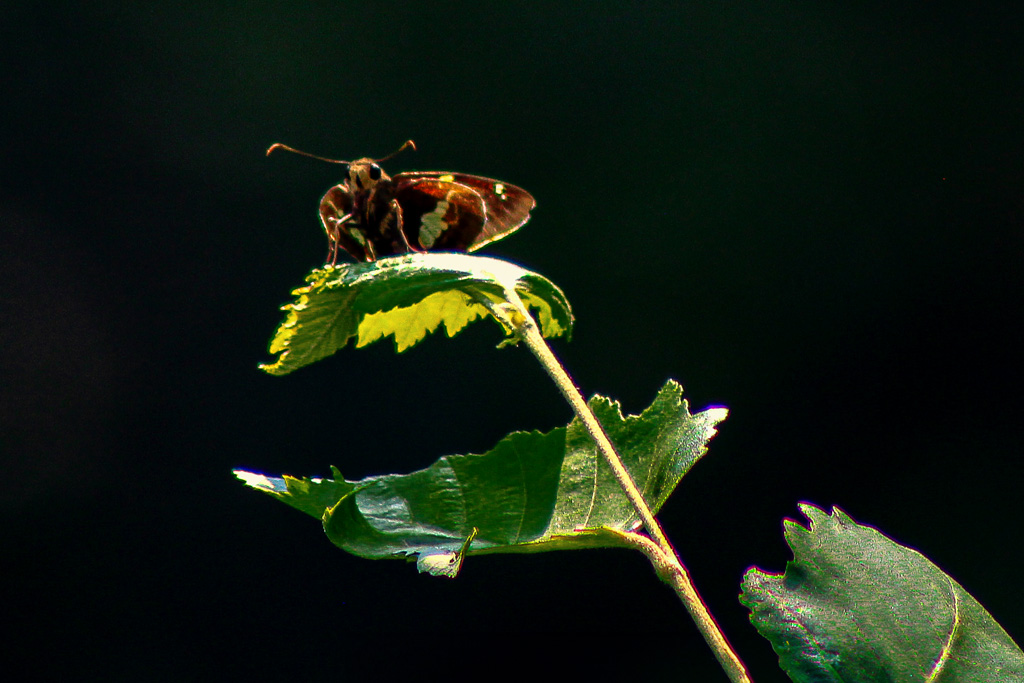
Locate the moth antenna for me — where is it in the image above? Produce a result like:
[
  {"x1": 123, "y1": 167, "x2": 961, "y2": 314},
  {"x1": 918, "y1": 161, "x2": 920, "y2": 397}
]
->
[
  {"x1": 265, "y1": 143, "x2": 350, "y2": 165},
  {"x1": 375, "y1": 140, "x2": 416, "y2": 163}
]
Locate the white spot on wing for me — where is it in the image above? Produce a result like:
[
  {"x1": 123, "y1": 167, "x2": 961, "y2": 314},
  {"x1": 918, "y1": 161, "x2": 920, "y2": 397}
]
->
[{"x1": 419, "y1": 199, "x2": 450, "y2": 248}]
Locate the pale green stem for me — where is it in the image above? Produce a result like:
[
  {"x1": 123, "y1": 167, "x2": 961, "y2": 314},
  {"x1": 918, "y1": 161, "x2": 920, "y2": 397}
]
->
[{"x1": 482, "y1": 286, "x2": 751, "y2": 683}]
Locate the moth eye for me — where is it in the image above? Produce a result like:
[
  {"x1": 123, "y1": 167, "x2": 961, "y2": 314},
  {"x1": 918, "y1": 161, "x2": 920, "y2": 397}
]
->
[{"x1": 369, "y1": 164, "x2": 382, "y2": 181}]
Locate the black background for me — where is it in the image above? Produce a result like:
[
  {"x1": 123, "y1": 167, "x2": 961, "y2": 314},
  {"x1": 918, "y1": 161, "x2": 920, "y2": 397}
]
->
[{"x1": 3, "y1": 2, "x2": 1022, "y2": 679}]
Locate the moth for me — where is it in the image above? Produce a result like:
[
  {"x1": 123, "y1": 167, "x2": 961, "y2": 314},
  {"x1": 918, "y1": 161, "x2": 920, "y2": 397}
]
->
[{"x1": 267, "y1": 140, "x2": 536, "y2": 264}]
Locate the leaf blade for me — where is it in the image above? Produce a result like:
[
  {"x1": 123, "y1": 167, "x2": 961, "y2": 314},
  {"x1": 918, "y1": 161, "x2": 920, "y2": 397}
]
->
[
  {"x1": 260, "y1": 253, "x2": 573, "y2": 375},
  {"x1": 235, "y1": 380, "x2": 727, "y2": 574},
  {"x1": 740, "y1": 504, "x2": 1024, "y2": 682}
]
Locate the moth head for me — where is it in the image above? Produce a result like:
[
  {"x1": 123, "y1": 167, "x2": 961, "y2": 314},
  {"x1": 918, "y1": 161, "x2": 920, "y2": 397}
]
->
[{"x1": 347, "y1": 158, "x2": 388, "y2": 192}]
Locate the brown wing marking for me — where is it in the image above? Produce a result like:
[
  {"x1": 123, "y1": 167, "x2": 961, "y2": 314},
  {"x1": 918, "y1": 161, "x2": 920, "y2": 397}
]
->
[
  {"x1": 395, "y1": 172, "x2": 535, "y2": 250},
  {"x1": 393, "y1": 178, "x2": 487, "y2": 250}
]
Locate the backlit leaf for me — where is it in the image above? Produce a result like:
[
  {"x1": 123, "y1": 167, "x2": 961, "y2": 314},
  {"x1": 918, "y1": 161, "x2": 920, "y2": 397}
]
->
[{"x1": 260, "y1": 253, "x2": 573, "y2": 375}]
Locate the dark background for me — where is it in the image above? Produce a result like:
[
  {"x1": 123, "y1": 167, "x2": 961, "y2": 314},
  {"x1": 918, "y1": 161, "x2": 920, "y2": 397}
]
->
[{"x1": 3, "y1": 2, "x2": 1022, "y2": 679}]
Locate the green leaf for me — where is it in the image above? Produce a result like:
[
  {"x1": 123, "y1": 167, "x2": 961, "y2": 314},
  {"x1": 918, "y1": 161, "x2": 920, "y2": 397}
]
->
[
  {"x1": 740, "y1": 504, "x2": 1024, "y2": 682},
  {"x1": 416, "y1": 528, "x2": 478, "y2": 579},
  {"x1": 260, "y1": 253, "x2": 573, "y2": 375},
  {"x1": 234, "y1": 379, "x2": 727, "y2": 575},
  {"x1": 234, "y1": 467, "x2": 353, "y2": 519}
]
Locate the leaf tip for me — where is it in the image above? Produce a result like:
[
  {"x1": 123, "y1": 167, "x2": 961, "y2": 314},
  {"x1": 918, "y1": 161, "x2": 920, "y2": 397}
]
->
[
  {"x1": 415, "y1": 528, "x2": 479, "y2": 579},
  {"x1": 704, "y1": 406, "x2": 729, "y2": 423},
  {"x1": 257, "y1": 360, "x2": 286, "y2": 376},
  {"x1": 795, "y1": 501, "x2": 829, "y2": 526},
  {"x1": 234, "y1": 469, "x2": 286, "y2": 493}
]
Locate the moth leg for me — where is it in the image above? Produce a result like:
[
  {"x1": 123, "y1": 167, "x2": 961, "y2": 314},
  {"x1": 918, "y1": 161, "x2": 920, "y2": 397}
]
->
[
  {"x1": 325, "y1": 213, "x2": 354, "y2": 266},
  {"x1": 362, "y1": 232, "x2": 377, "y2": 261},
  {"x1": 389, "y1": 199, "x2": 422, "y2": 254}
]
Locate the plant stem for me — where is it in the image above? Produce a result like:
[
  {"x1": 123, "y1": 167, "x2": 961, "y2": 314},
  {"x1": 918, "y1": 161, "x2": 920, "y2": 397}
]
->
[
  {"x1": 483, "y1": 286, "x2": 752, "y2": 683},
  {"x1": 615, "y1": 531, "x2": 752, "y2": 683}
]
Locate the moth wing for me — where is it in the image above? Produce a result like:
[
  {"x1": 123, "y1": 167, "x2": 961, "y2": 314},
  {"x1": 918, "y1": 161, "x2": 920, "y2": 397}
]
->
[
  {"x1": 393, "y1": 177, "x2": 487, "y2": 250},
  {"x1": 395, "y1": 172, "x2": 535, "y2": 250}
]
